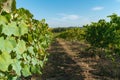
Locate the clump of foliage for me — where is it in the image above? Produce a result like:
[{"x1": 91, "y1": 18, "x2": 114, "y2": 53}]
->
[
  {"x1": 84, "y1": 14, "x2": 120, "y2": 59},
  {"x1": 0, "y1": 2, "x2": 52, "y2": 80},
  {"x1": 57, "y1": 27, "x2": 85, "y2": 41}
]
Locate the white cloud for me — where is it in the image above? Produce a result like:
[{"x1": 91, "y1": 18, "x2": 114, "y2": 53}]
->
[
  {"x1": 92, "y1": 6, "x2": 104, "y2": 11},
  {"x1": 62, "y1": 15, "x2": 80, "y2": 20},
  {"x1": 57, "y1": 14, "x2": 80, "y2": 20},
  {"x1": 46, "y1": 14, "x2": 90, "y2": 27}
]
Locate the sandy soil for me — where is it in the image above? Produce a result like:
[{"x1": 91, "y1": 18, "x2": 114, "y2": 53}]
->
[{"x1": 41, "y1": 39, "x2": 120, "y2": 80}]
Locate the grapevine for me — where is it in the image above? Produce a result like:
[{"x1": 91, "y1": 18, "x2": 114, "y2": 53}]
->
[{"x1": 0, "y1": 4, "x2": 52, "y2": 80}]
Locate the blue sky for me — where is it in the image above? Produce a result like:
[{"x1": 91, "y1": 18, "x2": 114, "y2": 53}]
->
[{"x1": 16, "y1": 0, "x2": 120, "y2": 27}]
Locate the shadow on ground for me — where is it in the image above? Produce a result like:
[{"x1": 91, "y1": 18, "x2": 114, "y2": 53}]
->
[
  {"x1": 42, "y1": 39, "x2": 120, "y2": 80},
  {"x1": 42, "y1": 40, "x2": 84, "y2": 80}
]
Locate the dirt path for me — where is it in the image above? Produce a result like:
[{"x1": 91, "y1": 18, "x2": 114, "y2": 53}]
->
[
  {"x1": 42, "y1": 39, "x2": 119, "y2": 80},
  {"x1": 56, "y1": 39, "x2": 98, "y2": 80},
  {"x1": 42, "y1": 39, "x2": 83, "y2": 80}
]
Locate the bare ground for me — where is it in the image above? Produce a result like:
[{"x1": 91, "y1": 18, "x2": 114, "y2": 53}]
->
[{"x1": 42, "y1": 39, "x2": 120, "y2": 80}]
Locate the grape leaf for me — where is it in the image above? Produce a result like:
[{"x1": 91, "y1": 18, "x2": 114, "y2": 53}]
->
[
  {"x1": 4, "y1": 38, "x2": 16, "y2": 53},
  {"x1": 27, "y1": 46, "x2": 35, "y2": 56},
  {"x1": 18, "y1": 22, "x2": 28, "y2": 36},
  {"x1": 39, "y1": 61, "x2": 44, "y2": 68},
  {"x1": 14, "y1": 40, "x2": 26, "y2": 55},
  {"x1": 11, "y1": 77, "x2": 18, "y2": 80},
  {"x1": 28, "y1": 34, "x2": 33, "y2": 42},
  {"x1": 12, "y1": 59, "x2": 21, "y2": 76},
  {"x1": 22, "y1": 65, "x2": 31, "y2": 77},
  {"x1": 0, "y1": 37, "x2": 15, "y2": 53},
  {"x1": 31, "y1": 65, "x2": 42, "y2": 74},
  {"x1": 0, "y1": 15, "x2": 8, "y2": 25},
  {"x1": 0, "y1": 52, "x2": 13, "y2": 71},
  {"x1": 6, "y1": 37, "x2": 17, "y2": 48},
  {"x1": 2, "y1": 22, "x2": 19, "y2": 36},
  {"x1": 31, "y1": 58, "x2": 37, "y2": 66},
  {"x1": 0, "y1": 37, "x2": 4, "y2": 51}
]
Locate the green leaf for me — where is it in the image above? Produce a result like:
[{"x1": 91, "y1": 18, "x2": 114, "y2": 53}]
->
[
  {"x1": 4, "y1": 39, "x2": 14, "y2": 53},
  {"x1": 26, "y1": 55, "x2": 31, "y2": 61},
  {"x1": 22, "y1": 65, "x2": 31, "y2": 77},
  {"x1": 0, "y1": 25, "x2": 2, "y2": 35},
  {"x1": 39, "y1": 61, "x2": 44, "y2": 68},
  {"x1": 22, "y1": 53, "x2": 27, "y2": 60},
  {"x1": 2, "y1": 22, "x2": 19, "y2": 36},
  {"x1": 22, "y1": 54, "x2": 31, "y2": 64},
  {"x1": 28, "y1": 34, "x2": 33, "y2": 42},
  {"x1": 0, "y1": 37, "x2": 4, "y2": 51},
  {"x1": 27, "y1": 46, "x2": 35, "y2": 56},
  {"x1": 31, "y1": 58, "x2": 37, "y2": 66},
  {"x1": 11, "y1": 77, "x2": 18, "y2": 80},
  {"x1": 6, "y1": 37, "x2": 17, "y2": 48},
  {"x1": 15, "y1": 40, "x2": 26, "y2": 55},
  {"x1": 0, "y1": 37, "x2": 15, "y2": 53},
  {"x1": 0, "y1": 72, "x2": 5, "y2": 79},
  {"x1": 0, "y1": 52, "x2": 13, "y2": 71},
  {"x1": 12, "y1": 59, "x2": 21, "y2": 76},
  {"x1": 0, "y1": 15, "x2": 8, "y2": 25},
  {"x1": 31, "y1": 65, "x2": 42, "y2": 74},
  {"x1": 18, "y1": 22, "x2": 28, "y2": 36},
  {"x1": 4, "y1": 38, "x2": 16, "y2": 53}
]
